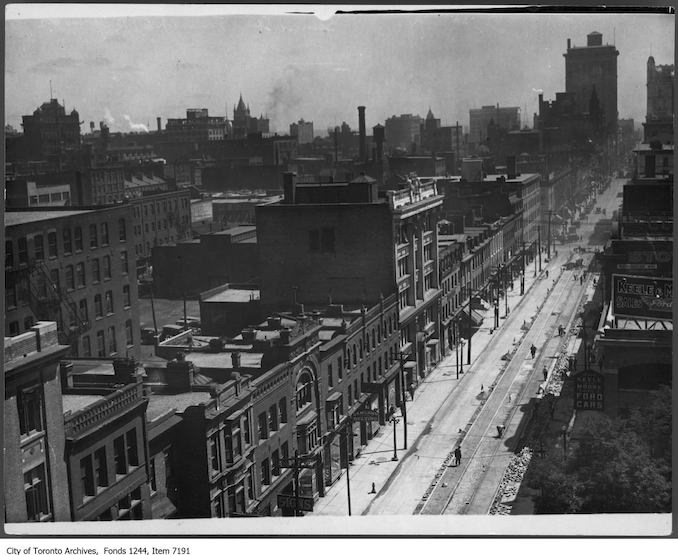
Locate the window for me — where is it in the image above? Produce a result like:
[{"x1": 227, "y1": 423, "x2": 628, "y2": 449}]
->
[
  {"x1": 69, "y1": 302, "x2": 78, "y2": 327},
  {"x1": 9, "y1": 321, "x2": 20, "y2": 336},
  {"x1": 327, "y1": 363, "x2": 333, "y2": 388},
  {"x1": 272, "y1": 450, "x2": 280, "y2": 476},
  {"x1": 243, "y1": 413, "x2": 251, "y2": 445},
  {"x1": 24, "y1": 465, "x2": 50, "y2": 521},
  {"x1": 261, "y1": 458, "x2": 270, "y2": 486},
  {"x1": 91, "y1": 259, "x2": 100, "y2": 282},
  {"x1": 108, "y1": 326, "x2": 117, "y2": 354},
  {"x1": 114, "y1": 436, "x2": 127, "y2": 476},
  {"x1": 281, "y1": 442, "x2": 289, "y2": 464},
  {"x1": 268, "y1": 405, "x2": 278, "y2": 432},
  {"x1": 321, "y1": 228, "x2": 335, "y2": 253},
  {"x1": 94, "y1": 447, "x2": 108, "y2": 488},
  {"x1": 65, "y1": 265, "x2": 74, "y2": 290},
  {"x1": 338, "y1": 356, "x2": 343, "y2": 380},
  {"x1": 126, "y1": 429, "x2": 139, "y2": 467},
  {"x1": 105, "y1": 290, "x2": 114, "y2": 313},
  {"x1": 209, "y1": 433, "x2": 221, "y2": 473},
  {"x1": 63, "y1": 229, "x2": 72, "y2": 254},
  {"x1": 79, "y1": 298, "x2": 88, "y2": 322},
  {"x1": 94, "y1": 294, "x2": 103, "y2": 318},
  {"x1": 348, "y1": 385, "x2": 352, "y2": 406},
  {"x1": 120, "y1": 250, "x2": 128, "y2": 274},
  {"x1": 18, "y1": 237, "x2": 28, "y2": 265},
  {"x1": 74, "y1": 227, "x2": 83, "y2": 251},
  {"x1": 5, "y1": 240, "x2": 13, "y2": 268},
  {"x1": 149, "y1": 459, "x2": 157, "y2": 494},
  {"x1": 96, "y1": 330, "x2": 105, "y2": 357},
  {"x1": 83, "y1": 336, "x2": 91, "y2": 357},
  {"x1": 101, "y1": 223, "x2": 109, "y2": 246},
  {"x1": 24, "y1": 316, "x2": 34, "y2": 330},
  {"x1": 279, "y1": 398, "x2": 288, "y2": 423},
  {"x1": 6, "y1": 283, "x2": 17, "y2": 310},
  {"x1": 89, "y1": 224, "x2": 98, "y2": 248},
  {"x1": 125, "y1": 320, "x2": 133, "y2": 346},
  {"x1": 18, "y1": 387, "x2": 43, "y2": 436},
  {"x1": 33, "y1": 234, "x2": 44, "y2": 260},
  {"x1": 103, "y1": 255, "x2": 111, "y2": 279},
  {"x1": 80, "y1": 455, "x2": 95, "y2": 500},
  {"x1": 123, "y1": 285, "x2": 130, "y2": 307},
  {"x1": 296, "y1": 371, "x2": 314, "y2": 412},
  {"x1": 258, "y1": 412, "x2": 268, "y2": 440},
  {"x1": 47, "y1": 232, "x2": 57, "y2": 258},
  {"x1": 76, "y1": 262, "x2": 86, "y2": 287}
]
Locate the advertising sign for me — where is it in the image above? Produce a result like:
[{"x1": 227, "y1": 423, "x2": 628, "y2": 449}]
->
[
  {"x1": 277, "y1": 494, "x2": 314, "y2": 512},
  {"x1": 574, "y1": 370, "x2": 604, "y2": 411},
  {"x1": 353, "y1": 409, "x2": 379, "y2": 422},
  {"x1": 612, "y1": 274, "x2": 672, "y2": 320}
]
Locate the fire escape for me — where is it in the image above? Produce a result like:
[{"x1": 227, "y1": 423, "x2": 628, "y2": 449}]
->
[{"x1": 19, "y1": 260, "x2": 91, "y2": 347}]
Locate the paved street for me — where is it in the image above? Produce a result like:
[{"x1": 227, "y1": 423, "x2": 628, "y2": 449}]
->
[{"x1": 311, "y1": 176, "x2": 625, "y2": 517}]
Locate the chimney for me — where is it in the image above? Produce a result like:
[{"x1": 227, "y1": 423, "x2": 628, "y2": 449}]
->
[
  {"x1": 59, "y1": 360, "x2": 74, "y2": 390},
  {"x1": 241, "y1": 328, "x2": 256, "y2": 342},
  {"x1": 89, "y1": 121, "x2": 95, "y2": 133},
  {"x1": 373, "y1": 124, "x2": 384, "y2": 165},
  {"x1": 506, "y1": 156, "x2": 517, "y2": 179},
  {"x1": 283, "y1": 172, "x2": 297, "y2": 204},
  {"x1": 333, "y1": 126, "x2": 339, "y2": 162},
  {"x1": 156, "y1": 117, "x2": 162, "y2": 132},
  {"x1": 567, "y1": 38, "x2": 571, "y2": 50},
  {"x1": 166, "y1": 354, "x2": 194, "y2": 392},
  {"x1": 358, "y1": 106, "x2": 366, "y2": 162},
  {"x1": 279, "y1": 327, "x2": 291, "y2": 344},
  {"x1": 231, "y1": 351, "x2": 241, "y2": 370},
  {"x1": 113, "y1": 357, "x2": 138, "y2": 384}
]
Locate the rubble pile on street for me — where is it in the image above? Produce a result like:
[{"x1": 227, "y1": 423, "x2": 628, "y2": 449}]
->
[{"x1": 489, "y1": 447, "x2": 532, "y2": 515}]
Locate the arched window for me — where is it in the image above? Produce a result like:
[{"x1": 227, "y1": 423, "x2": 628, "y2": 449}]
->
[
  {"x1": 352, "y1": 345, "x2": 357, "y2": 366},
  {"x1": 371, "y1": 329, "x2": 376, "y2": 349},
  {"x1": 295, "y1": 369, "x2": 314, "y2": 412}
]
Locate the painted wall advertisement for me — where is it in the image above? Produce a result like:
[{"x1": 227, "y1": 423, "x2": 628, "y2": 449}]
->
[
  {"x1": 611, "y1": 274, "x2": 672, "y2": 321},
  {"x1": 574, "y1": 370, "x2": 604, "y2": 411}
]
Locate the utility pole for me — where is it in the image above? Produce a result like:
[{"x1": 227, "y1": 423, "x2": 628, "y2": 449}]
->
[
  {"x1": 467, "y1": 269, "x2": 472, "y2": 365},
  {"x1": 547, "y1": 209, "x2": 553, "y2": 258},
  {"x1": 538, "y1": 225, "x2": 542, "y2": 272},
  {"x1": 399, "y1": 352, "x2": 408, "y2": 449},
  {"x1": 521, "y1": 241, "x2": 526, "y2": 295},
  {"x1": 279, "y1": 450, "x2": 316, "y2": 516},
  {"x1": 342, "y1": 422, "x2": 352, "y2": 516}
]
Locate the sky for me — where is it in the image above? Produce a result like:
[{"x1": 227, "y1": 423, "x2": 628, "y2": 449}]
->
[{"x1": 5, "y1": 5, "x2": 675, "y2": 136}]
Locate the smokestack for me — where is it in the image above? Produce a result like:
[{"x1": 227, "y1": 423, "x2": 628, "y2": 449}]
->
[
  {"x1": 89, "y1": 121, "x2": 95, "y2": 133},
  {"x1": 506, "y1": 156, "x2": 517, "y2": 179},
  {"x1": 334, "y1": 126, "x2": 339, "y2": 163},
  {"x1": 157, "y1": 117, "x2": 162, "y2": 132},
  {"x1": 567, "y1": 38, "x2": 571, "y2": 49},
  {"x1": 372, "y1": 124, "x2": 384, "y2": 164},
  {"x1": 283, "y1": 172, "x2": 297, "y2": 204},
  {"x1": 358, "y1": 106, "x2": 366, "y2": 162}
]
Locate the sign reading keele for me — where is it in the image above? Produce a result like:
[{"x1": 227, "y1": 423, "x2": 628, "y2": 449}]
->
[{"x1": 611, "y1": 274, "x2": 672, "y2": 321}]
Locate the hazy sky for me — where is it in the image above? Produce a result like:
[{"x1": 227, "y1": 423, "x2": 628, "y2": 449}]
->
[{"x1": 5, "y1": 5, "x2": 674, "y2": 135}]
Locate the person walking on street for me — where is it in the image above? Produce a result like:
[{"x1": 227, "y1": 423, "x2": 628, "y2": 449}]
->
[
  {"x1": 454, "y1": 446, "x2": 462, "y2": 466},
  {"x1": 543, "y1": 366, "x2": 548, "y2": 381},
  {"x1": 408, "y1": 383, "x2": 415, "y2": 402},
  {"x1": 530, "y1": 344, "x2": 537, "y2": 359}
]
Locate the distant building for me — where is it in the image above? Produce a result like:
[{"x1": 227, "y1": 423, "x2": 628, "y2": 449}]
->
[
  {"x1": 21, "y1": 98, "x2": 82, "y2": 163},
  {"x1": 212, "y1": 194, "x2": 283, "y2": 229},
  {"x1": 384, "y1": 114, "x2": 423, "y2": 152},
  {"x1": 643, "y1": 56, "x2": 674, "y2": 143},
  {"x1": 232, "y1": 94, "x2": 270, "y2": 139},
  {"x1": 165, "y1": 108, "x2": 230, "y2": 142},
  {"x1": 564, "y1": 32, "x2": 619, "y2": 135},
  {"x1": 5, "y1": 171, "x2": 75, "y2": 209},
  {"x1": 469, "y1": 105, "x2": 520, "y2": 148},
  {"x1": 290, "y1": 119, "x2": 314, "y2": 144}
]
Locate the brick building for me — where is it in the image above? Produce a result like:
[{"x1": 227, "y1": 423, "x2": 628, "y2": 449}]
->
[
  {"x1": 21, "y1": 98, "x2": 81, "y2": 163},
  {"x1": 165, "y1": 108, "x2": 230, "y2": 142},
  {"x1": 5, "y1": 206, "x2": 141, "y2": 359}
]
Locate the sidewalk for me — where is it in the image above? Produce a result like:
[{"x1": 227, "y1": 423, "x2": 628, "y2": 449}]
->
[{"x1": 312, "y1": 249, "x2": 570, "y2": 516}]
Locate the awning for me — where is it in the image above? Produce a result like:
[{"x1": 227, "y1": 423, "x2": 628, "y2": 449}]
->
[
  {"x1": 461, "y1": 308, "x2": 484, "y2": 327},
  {"x1": 426, "y1": 339, "x2": 439, "y2": 347},
  {"x1": 325, "y1": 392, "x2": 342, "y2": 407},
  {"x1": 296, "y1": 410, "x2": 317, "y2": 428}
]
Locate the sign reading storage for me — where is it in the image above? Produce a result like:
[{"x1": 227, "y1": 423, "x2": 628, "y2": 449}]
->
[{"x1": 612, "y1": 274, "x2": 672, "y2": 320}]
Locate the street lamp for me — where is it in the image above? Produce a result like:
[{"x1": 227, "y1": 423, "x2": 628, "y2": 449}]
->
[
  {"x1": 520, "y1": 270, "x2": 525, "y2": 296},
  {"x1": 391, "y1": 415, "x2": 400, "y2": 461},
  {"x1": 398, "y1": 352, "x2": 408, "y2": 450}
]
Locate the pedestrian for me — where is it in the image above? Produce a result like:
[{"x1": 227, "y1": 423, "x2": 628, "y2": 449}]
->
[
  {"x1": 543, "y1": 366, "x2": 548, "y2": 381},
  {"x1": 530, "y1": 344, "x2": 536, "y2": 359},
  {"x1": 546, "y1": 270, "x2": 549, "y2": 278},
  {"x1": 408, "y1": 383, "x2": 415, "y2": 401},
  {"x1": 454, "y1": 446, "x2": 462, "y2": 466}
]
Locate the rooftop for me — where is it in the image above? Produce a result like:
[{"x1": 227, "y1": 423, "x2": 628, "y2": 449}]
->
[
  {"x1": 185, "y1": 350, "x2": 264, "y2": 370},
  {"x1": 146, "y1": 390, "x2": 213, "y2": 421},
  {"x1": 62, "y1": 393, "x2": 105, "y2": 416},
  {"x1": 203, "y1": 288, "x2": 260, "y2": 303},
  {"x1": 5, "y1": 209, "x2": 94, "y2": 226}
]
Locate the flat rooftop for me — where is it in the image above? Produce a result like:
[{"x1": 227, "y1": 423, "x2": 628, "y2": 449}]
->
[
  {"x1": 5, "y1": 210, "x2": 94, "y2": 226},
  {"x1": 185, "y1": 350, "x2": 264, "y2": 370},
  {"x1": 62, "y1": 393, "x2": 105, "y2": 416},
  {"x1": 203, "y1": 288, "x2": 260, "y2": 303},
  {"x1": 146, "y1": 390, "x2": 213, "y2": 421}
]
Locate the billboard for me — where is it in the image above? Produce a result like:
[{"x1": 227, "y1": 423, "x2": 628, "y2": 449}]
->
[
  {"x1": 574, "y1": 370, "x2": 604, "y2": 411},
  {"x1": 612, "y1": 274, "x2": 672, "y2": 320}
]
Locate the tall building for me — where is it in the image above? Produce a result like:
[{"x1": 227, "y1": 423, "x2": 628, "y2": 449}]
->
[
  {"x1": 384, "y1": 114, "x2": 423, "y2": 152},
  {"x1": 232, "y1": 94, "x2": 270, "y2": 139},
  {"x1": 643, "y1": 56, "x2": 674, "y2": 142},
  {"x1": 21, "y1": 98, "x2": 82, "y2": 163},
  {"x1": 469, "y1": 105, "x2": 520, "y2": 148},
  {"x1": 564, "y1": 32, "x2": 619, "y2": 135},
  {"x1": 290, "y1": 119, "x2": 314, "y2": 144}
]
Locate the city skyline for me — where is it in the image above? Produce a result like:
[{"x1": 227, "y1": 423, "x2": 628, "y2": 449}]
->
[{"x1": 5, "y1": 6, "x2": 674, "y2": 135}]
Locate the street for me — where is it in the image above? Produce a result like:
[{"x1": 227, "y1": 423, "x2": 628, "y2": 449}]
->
[{"x1": 312, "y1": 176, "x2": 625, "y2": 517}]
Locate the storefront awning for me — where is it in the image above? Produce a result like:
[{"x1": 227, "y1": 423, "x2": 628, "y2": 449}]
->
[
  {"x1": 461, "y1": 308, "x2": 484, "y2": 327},
  {"x1": 426, "y1": 339, "x2": 439, "y2": 347}
]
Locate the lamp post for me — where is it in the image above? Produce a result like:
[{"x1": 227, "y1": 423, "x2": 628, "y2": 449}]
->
[
  {"x1": 399, "y1": 352, "x2": 408, "y2": 450},
  {"x1": 547, "y1": 209, "x2": 553, "y2": 258},
  {"x1": 521, "y1": 241, "x2": 526, "y2": 295},
  {"x1": 391, "y1": 415, "x2": 400, "y2": 461},
  {"x1": 538, "y1": 225, "x2": 542, "y2": 272},
  {"x1": 503, "y1": 264, "x2": 509, "y2": 317},
  {"x1": 342, "y1": 422, "x2": 352, "y2": 516}
]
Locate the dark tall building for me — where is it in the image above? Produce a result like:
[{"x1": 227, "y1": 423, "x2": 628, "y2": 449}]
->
[
  {"x1": 564, "y1": 32, "x2": 619, "y2": 135},
  {"x1": 21, "y1": 99, "x2": 82, "y2": 164},
  {"x1": 643, "y1": 56, "x2": 674, "y2": 143}
]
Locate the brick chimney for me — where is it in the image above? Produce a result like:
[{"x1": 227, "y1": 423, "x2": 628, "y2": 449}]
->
[
  {"x1": 166, "y1": 355, "x2": 194, "y2": 391},
  {"x1": 283, "y1": 172, "x2": 297, "y2": 204},
  {"x1": 231, "y1": 351, "x2": 242, "y2": 370}
]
